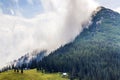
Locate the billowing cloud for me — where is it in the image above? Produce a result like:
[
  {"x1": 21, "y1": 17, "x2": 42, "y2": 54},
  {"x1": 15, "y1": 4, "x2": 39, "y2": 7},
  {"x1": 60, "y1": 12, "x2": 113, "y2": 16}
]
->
[{"x1": 0, "y1": 0, "x2": 98, "y2": 68}]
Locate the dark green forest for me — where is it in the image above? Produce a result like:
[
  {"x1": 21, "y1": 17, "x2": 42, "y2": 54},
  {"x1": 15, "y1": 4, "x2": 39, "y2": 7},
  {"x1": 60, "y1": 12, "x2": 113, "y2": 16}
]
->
[{"x1": 37, "y1": 7, "x2": 120, "y2": 80}]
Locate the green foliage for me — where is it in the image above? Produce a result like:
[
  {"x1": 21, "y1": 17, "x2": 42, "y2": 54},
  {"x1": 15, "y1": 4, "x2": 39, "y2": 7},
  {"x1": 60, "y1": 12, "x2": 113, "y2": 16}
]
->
[
  {"x1": 0, "y1": 69, "x2": 68, "y2": 80},
  {"x1": 38, "y1": 7, "x2": 120, "y2": 80}
]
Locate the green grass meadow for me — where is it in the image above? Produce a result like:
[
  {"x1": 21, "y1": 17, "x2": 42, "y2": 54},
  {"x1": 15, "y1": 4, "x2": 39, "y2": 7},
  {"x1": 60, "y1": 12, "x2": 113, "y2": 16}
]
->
[{"x1": 0, "y1": 69, "x2": 68, "y2": 80}]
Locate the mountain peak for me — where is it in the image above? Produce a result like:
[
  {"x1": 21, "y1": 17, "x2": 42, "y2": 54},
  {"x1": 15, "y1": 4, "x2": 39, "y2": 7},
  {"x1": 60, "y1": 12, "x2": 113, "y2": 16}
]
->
[
  {"x1": 38, "y1": 6, "x2": 120, "y2": 79},
  {"x1": 94, "y1": 6, "x2": 120, "y2": 19}
]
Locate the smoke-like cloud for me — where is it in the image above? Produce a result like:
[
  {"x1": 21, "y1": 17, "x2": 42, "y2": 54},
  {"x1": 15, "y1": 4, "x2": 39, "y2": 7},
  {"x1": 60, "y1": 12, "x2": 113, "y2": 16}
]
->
[{"x1": 0, "y1": 0, "x2": 98, "y2": 68}]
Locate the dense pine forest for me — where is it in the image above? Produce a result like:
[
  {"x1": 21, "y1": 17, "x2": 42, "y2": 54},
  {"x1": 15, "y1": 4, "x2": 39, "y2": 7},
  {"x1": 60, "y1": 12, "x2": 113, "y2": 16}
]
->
[{"x1": 36, "y1": 7, "x2": 120, "y2": 80}]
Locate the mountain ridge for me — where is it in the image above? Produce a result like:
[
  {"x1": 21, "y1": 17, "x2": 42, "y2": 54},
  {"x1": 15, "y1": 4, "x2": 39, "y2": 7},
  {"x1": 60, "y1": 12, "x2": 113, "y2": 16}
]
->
[{"x1": 37, "y1": 7, "x2": 120, "y2": 80}]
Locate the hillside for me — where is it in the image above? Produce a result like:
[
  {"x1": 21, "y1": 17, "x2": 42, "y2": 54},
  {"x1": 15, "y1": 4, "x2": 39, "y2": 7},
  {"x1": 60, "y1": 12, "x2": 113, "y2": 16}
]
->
[
  {"x1": 37, "y1": 7, "x2": 120, "y2": 80},
  {"x1": 1, "y1": 50, "x2": 47, "y2": 72},
  {"x1": 0, "y1": 69, "x2": 68, "y2": 80}
]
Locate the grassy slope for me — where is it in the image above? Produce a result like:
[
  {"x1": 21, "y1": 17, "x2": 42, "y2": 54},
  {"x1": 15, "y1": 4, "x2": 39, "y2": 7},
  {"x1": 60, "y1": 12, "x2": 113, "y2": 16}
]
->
[{"x1": 0, "y1": 69, "x2": 68, "y2": 80}]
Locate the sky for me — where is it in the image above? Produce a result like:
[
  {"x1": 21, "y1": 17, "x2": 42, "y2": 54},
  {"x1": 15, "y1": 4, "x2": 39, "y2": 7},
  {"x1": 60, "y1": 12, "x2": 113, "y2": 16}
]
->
[
  {"x1": 97, "y1": 0, "x2": 120, "y2": 13},
  {"x1": 0, "y1": 0, "x2": 120, "y2": 17},
  {"x1": 0, "y1": 0, "x2": 43, "y2": 18},
  {"x1": 0, "y1": 0, "x2": 120, "y2": 69}
]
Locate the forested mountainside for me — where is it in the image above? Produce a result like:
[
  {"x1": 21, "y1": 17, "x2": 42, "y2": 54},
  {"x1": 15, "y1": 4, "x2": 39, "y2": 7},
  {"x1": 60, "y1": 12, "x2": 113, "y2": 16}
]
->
[{"x1": 37, "y1": 7, "x2": 120, "y2": 80}]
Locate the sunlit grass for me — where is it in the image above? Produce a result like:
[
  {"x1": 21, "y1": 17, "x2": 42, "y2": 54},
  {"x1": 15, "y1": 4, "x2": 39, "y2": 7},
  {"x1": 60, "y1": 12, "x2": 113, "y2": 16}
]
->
[{"x1": 0, "y1": 69, "x2": 68, "y2": 80}]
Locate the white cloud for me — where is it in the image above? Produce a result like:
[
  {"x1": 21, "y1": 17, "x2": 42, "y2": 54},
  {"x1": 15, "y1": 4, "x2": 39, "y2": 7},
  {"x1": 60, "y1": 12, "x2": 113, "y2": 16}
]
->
[
  {"x1": 114, "y1": 7, "x2": 120, "y2": 13},
  {"x1": 0, "y1": 8, "x2": 2, "y2": 14},
  {"x1": 0, "y1": 0, "x2": 98, "y2": 69},
  {"x1": 27, "y1": 0, "x2": 34, "y2": 5}
]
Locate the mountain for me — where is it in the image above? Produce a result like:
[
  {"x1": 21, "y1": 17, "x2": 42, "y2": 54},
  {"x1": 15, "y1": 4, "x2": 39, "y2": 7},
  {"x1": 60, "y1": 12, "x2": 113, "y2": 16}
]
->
[
  {"x1": 0, "y1": 50, "x2": 47, "y2": 72},
  {"x1": 12, "y1": 50, "x2": 47, "y2": 69},
  {"x1": 38, "y1": 7, "x2": 120, "y2": 80},
  {"x1": 1, "y1": 7, "x2": 120, "y2": 80}
]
